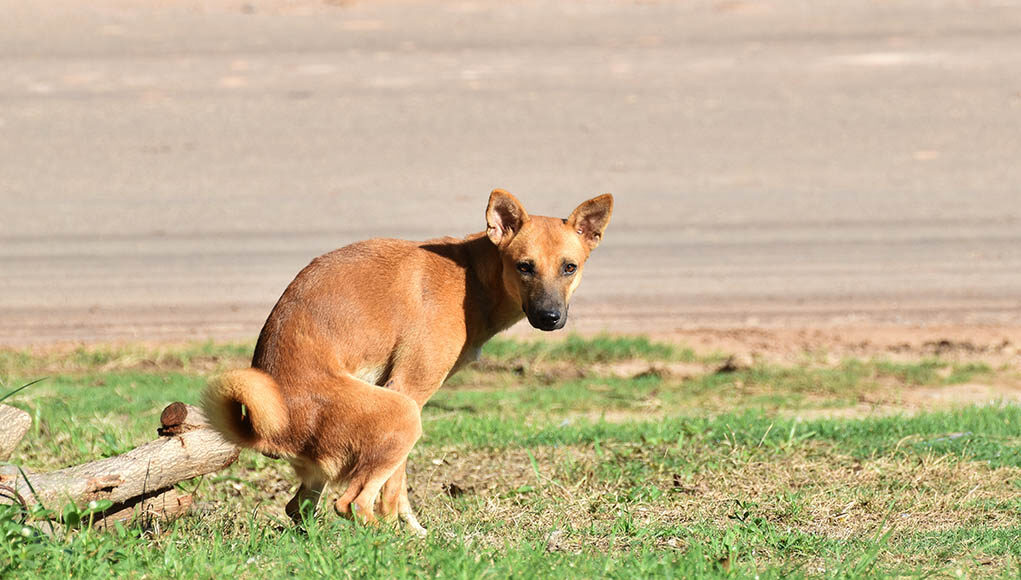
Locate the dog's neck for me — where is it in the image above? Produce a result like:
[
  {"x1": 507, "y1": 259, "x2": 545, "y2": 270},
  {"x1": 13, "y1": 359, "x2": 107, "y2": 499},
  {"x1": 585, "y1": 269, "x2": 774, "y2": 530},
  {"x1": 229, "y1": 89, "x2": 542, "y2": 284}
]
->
[{"x1": 461, "y1": 232, "x2": 526, "y2": 344}]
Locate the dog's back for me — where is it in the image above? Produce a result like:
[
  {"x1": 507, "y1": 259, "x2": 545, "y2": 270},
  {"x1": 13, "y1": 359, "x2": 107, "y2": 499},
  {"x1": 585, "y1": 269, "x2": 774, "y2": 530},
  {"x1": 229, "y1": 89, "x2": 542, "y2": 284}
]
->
[{"x1": 251, "y1": 237, "x2": 476, "y2": 389}]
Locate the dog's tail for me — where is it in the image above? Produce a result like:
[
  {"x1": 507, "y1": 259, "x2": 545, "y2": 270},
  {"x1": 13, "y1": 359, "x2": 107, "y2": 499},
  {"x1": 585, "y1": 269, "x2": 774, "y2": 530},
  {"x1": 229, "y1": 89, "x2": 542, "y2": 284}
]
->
[{"x1": 202, "y1": 368, "x2": 288, "y2": 450}]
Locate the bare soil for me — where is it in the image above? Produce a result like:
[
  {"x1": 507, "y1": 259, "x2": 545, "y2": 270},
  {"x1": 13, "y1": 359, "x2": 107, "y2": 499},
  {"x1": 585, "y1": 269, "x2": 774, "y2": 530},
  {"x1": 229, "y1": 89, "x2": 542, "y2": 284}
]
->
[{"x1": 645, "y1": 325, "x2": 1021, "y2": 366}]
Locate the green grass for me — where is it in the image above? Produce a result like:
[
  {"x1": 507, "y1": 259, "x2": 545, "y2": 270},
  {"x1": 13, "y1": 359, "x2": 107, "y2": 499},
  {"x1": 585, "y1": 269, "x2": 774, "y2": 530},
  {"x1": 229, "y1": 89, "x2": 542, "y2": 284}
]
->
[
  {"x1": 1, "y1": 336, "x2": 1020, "y2": 578},
  {"x1": 1, "y1": 515, "x2": 764, "y2": 579},
  {"x1": 0, "y1": 340, "x2": 253, "y2": 378},
  {"x1": 481, "y1": 334, "x2": 697, "y2": 364}
]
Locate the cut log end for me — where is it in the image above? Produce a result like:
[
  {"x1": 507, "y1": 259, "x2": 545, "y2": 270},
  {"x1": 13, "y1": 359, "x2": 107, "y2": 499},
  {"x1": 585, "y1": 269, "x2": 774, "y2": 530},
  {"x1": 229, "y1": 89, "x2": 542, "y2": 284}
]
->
[
  {"x1": 160, "y1": 402, "x2": 189, "y2": 429},
  {"x1": 158, "y1": 402, "x2": 210, "y2": 436}
]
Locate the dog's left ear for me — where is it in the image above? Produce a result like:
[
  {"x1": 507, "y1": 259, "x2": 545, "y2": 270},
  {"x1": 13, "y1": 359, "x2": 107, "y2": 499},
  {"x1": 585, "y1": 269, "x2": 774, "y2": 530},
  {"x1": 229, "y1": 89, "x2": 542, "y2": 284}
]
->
[{"x1": 567, "y1": 194, "x2": 613, "y2": 250}]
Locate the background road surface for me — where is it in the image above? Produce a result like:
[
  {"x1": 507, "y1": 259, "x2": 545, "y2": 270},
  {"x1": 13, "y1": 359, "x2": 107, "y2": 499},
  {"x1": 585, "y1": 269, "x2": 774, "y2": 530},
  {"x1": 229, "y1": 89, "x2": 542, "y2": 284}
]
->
[{"x1": 1, "y1": 0, "x2": 1019, "y2": 344}]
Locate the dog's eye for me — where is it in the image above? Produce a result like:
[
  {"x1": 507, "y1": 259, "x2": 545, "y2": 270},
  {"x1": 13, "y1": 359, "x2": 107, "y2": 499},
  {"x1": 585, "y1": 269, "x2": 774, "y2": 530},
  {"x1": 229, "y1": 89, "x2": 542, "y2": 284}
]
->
[
  {"x1": 516, "y1": 262, "x2": 534, "y2": 275},
  {"x1": 563, "y1": 263, "x2": 577, "y2": 275}
]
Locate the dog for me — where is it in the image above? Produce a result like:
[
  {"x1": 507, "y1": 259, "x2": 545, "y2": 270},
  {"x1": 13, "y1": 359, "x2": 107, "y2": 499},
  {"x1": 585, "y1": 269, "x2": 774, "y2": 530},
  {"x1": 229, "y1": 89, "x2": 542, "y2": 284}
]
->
[{"x1": 203, "y1": 190, "x2": 613, "y2": 535}]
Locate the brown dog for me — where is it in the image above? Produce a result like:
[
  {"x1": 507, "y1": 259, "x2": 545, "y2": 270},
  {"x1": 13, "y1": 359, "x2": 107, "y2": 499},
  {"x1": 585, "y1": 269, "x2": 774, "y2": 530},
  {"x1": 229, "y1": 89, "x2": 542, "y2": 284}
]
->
[{"x1": 203, "y1": 190, "x2": 613, "y2": 534}]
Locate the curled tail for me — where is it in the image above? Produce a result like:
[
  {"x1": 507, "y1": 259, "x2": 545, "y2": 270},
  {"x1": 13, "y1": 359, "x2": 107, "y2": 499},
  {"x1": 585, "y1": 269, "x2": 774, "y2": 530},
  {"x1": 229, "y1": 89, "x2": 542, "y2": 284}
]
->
[{"x1": 203, "y1": 368, "x2": 288, "y2": 451}]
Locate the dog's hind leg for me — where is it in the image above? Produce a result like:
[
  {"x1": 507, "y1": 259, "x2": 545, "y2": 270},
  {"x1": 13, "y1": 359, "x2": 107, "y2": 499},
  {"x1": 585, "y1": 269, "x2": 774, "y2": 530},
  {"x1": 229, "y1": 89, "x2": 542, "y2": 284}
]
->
[
  {"x1": 286, "y1": 460, "x2": 330, "y2": 524},
  {"x1": 376, "y1": 460, "x2": 404, "y2": 522},
  {"x1": 352, "y1": 470, "x2": 395, "y2": 524},
  {"x1": 333, "y1": 479, "x2": 361, "y2": 520},
  {"x1": 325, "y1": 375, "x2": 422, "y2": 527},
  {"x1": 286, "y1": 480, "x2": 327, "y2": 524},
  {"x1": 334, "y1": 405, "x2": 420, "y2": 526},
  {"x1": 334, "y1": 462, "x2": 402, "y2": 526}
]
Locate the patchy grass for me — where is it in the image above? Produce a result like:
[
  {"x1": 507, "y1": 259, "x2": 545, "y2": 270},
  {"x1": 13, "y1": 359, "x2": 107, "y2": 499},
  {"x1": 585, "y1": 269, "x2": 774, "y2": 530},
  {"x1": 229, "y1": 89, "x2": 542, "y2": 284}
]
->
[
  {"x1": 1, "y1": 336, "x2": 1020, "y2": 578},
  {"x1": 0, "y1": 341, "x2": 253, "y2": 378},
  {"x1": 482, "y1": 334, "x2": 698, "y2": 364}
]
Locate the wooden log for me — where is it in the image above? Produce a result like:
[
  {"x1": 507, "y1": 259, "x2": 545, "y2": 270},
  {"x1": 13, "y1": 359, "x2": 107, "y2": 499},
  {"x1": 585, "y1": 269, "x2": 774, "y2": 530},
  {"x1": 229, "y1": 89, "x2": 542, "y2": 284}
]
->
[
  {"x1": 0, "y1": 404, "x2": 32, "y2": 461},
  {"x1": 94, "y1": 487, "x2": 194, "y2": 529},
  {"x1": 0, "y1": 403, "x2": 238, "y2": 514}
]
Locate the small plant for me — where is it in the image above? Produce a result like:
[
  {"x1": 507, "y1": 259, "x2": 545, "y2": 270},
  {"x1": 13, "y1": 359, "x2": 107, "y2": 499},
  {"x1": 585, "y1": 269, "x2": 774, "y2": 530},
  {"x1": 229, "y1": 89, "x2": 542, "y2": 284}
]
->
[{"x1": 60, "y1": 500, "x2": 114, "y2": 529}]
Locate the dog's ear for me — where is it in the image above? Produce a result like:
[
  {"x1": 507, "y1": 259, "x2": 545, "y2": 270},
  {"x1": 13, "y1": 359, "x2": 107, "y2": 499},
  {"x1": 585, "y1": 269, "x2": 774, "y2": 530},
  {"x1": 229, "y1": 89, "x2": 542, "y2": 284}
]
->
[
  {"x1": 567, "y1": 194, "x2": 613, "y2": 250},
  {"x1": 486, "y1": 189, "x2": 529, "y2": 247}
]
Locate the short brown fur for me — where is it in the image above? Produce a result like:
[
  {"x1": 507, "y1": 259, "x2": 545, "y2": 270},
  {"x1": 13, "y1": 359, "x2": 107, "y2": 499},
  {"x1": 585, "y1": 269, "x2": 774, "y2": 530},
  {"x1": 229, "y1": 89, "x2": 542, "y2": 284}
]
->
[{"x1": 203, "y1": 190, "x2": 613, "y2": 533}]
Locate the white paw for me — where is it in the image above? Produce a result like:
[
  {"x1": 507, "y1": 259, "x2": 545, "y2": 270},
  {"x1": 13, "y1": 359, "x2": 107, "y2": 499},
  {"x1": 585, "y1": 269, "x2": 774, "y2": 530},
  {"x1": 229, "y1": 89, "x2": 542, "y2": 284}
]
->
[{"x1": 401, "y1": 513, "x2": 428, "y2": 537}]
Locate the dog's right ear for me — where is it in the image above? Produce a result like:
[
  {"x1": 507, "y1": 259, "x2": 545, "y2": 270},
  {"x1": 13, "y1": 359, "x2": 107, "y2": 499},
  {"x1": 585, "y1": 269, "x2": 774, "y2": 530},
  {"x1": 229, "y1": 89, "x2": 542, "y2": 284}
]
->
[{"x1": 486, "y1": 189, "x2": 529, "y2": 247}]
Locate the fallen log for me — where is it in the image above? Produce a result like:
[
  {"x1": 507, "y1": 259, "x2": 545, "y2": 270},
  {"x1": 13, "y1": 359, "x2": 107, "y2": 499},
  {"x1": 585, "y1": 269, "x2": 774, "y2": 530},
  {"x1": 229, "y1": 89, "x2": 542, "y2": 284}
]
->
[
  {"x1": 0, "y1": 404, "x2": 32, "y2": 461},
  {"x1": 95, "y1": 487, "x2": 194, "y2": 529},
  {"x1": 0, "y1": 403, "x2": 238, "y2": 527}
]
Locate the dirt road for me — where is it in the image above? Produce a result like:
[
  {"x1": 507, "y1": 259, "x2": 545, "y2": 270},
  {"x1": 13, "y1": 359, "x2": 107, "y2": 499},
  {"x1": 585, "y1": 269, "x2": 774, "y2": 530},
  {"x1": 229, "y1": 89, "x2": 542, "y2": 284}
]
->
[{"x1": 1, "y1": 0, "x2": 1019, "y2": 344}]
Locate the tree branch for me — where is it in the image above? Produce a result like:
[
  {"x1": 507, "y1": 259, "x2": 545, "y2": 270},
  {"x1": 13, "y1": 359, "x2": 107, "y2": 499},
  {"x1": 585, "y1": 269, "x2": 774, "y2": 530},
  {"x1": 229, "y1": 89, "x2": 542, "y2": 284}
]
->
[{"x1": 0, "y1": 403, "x2": 238, "y2": 526}]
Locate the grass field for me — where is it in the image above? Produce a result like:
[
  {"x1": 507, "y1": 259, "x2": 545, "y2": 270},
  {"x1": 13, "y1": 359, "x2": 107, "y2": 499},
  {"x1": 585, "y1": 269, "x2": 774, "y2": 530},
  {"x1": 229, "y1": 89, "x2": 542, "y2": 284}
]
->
[{"x1": 1, "y1": 335, "x2": 1019, "y2": 578}]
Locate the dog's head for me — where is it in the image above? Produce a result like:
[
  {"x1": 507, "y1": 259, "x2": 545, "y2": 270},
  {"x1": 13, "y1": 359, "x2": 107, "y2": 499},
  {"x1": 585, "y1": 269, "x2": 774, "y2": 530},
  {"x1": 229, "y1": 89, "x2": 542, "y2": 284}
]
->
[{"x1": 485, "y1": 189, "x2": 613, "y2": 331}]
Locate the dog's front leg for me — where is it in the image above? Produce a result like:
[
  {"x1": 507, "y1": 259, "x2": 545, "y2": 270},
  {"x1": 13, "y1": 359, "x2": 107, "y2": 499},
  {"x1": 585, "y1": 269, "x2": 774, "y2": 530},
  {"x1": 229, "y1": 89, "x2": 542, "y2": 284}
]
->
[
  {"x1": 378, "y1": 461, "x2": 427, "y2": 536},
  {"x1": 380, "y1": 361, "x2": 453, "y2": 536},
  {"x1": 396, "y1": 475, "x2": 427, "y2": 535}
]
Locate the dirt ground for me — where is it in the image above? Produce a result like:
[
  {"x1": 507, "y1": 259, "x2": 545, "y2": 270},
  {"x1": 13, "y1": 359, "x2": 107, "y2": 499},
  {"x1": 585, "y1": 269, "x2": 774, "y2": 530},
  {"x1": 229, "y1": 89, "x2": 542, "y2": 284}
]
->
[{"x1": 648, "y1": 325, "x2": 1021, "y2": 365}]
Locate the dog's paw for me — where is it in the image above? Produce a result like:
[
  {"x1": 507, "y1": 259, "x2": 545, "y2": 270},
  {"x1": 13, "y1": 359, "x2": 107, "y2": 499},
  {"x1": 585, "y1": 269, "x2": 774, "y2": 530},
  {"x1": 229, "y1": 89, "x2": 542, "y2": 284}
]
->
[{"x1": 400, "y1": 512, "x2": 428, "y2": 537}]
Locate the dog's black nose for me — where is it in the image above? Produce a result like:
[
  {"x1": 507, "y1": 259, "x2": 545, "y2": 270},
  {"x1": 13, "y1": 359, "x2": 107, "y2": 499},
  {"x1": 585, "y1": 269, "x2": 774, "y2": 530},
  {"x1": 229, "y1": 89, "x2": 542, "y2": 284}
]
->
[{"x1": 537, "y1": 310, "x2": 561, "y2": 326}]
